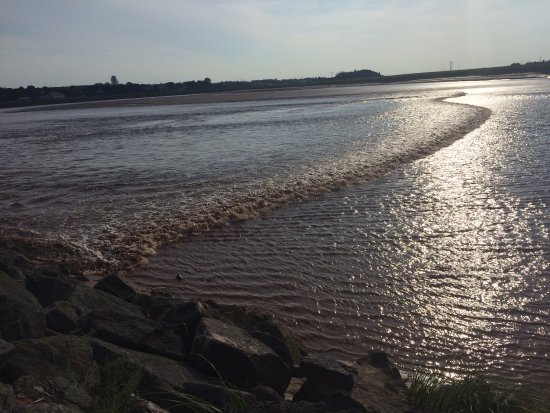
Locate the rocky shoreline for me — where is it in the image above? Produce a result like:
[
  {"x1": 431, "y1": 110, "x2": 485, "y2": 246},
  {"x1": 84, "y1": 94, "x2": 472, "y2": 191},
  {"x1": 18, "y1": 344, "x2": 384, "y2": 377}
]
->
[{"x1": 0, "y1": 245, "x2": 417, "y2": 413}]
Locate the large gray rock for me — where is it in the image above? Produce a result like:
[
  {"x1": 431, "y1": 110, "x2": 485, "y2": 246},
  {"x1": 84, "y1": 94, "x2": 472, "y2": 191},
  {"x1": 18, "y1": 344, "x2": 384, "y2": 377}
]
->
[
  {"x1": 13, "y1": 375, "x2": 93, "y2": 412},
  {"x1": 0, "y1": 383, "x2": 15, "y2": 413},
  {"x1": 1, "y1": 338, "x2": 15, "y2": 370},
  {"x1": 149, "y1": 298, "x2": 210, "y2": 348},
  {"x1": 294, "y1": 380, "x2": 368, "y2": 412},
  {"x1": 190, "y1": 318, "x2": 291, "y2": 394},
  {"x1": 3, "y1": 335, "x2": 100, "y2": 392},
  {"x1": 24, "y1": 266, "x2": 77, "y2": 307},
  {"x1": 295, "y1": 351, "x2": 412, "y2": 413},
  {"x1": 131, "y1": 293, "x2": 153, "y2": 310},
  {"x1": 0, "y1": 245, "x2": 34, "y2": 283},
  {"x1": 94, "y1": 274, "x2": 137, "y2": 302},
  {"x1": 79, "y1": 309, "x2": 185, "y2": 360},
  {"x1": 45, "y1": 301, "x2": 79, "y2": 333},
  {"x1": 211, "y1": 304, "x2": 305, "y2": 367},
  {"x1": 151, "y1": 299, "x2": 209, "y2": 327},
  {"x1": 359, "y1": 350, "x2": 403, "y2": 380},
  {"x1": 67, "y1": 283, "x2": 142, "y2": 319},
  {"x1": 90, "y1": 339, "x2": 206, "y2": 391},
  {"x1": 140, "y1": 291, "x2": 209, "y2": 326},
  {"x1": 300, "y1": 355, "x2": 354, "y2": 391},
  {"x1": 57, "y1": 284, "x2": 185, "y2": 359},
  {"x1": 4, "y1": 336, "x2": 99, "y2": 412},
  {"x1": 250, "y1": 320, "x2": 295, "y2": 369},
  {"x1": 348, "y1": 351, "x2": 412, "y2": 413},
  {"x1": 173, "y1": 381, "x2": 256, "y2": 412},
  {"x1": 0, "y1": 270, "x2": 46, "y2": 340},
  {"x1": 90, "y1": 339, "x2": 255, "y2": 413}
]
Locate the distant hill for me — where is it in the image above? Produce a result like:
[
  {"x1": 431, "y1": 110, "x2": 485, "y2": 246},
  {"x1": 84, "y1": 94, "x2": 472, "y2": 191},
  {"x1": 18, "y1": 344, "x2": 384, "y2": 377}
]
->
[{"x1": 334, "y1": 69, "x2": 383, "y2": 80}]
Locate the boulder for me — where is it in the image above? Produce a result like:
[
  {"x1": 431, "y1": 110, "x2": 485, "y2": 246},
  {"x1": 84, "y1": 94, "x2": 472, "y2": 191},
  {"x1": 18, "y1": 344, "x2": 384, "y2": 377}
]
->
[
  {"x1": 175, "y1": 381, "x2": 256, "y2": 412},
  {"x1": 149, "y1": 299, "x2": 210, "y2": 348},
  {"x1": 60, "y1": 284, "x2": 185, "y2": 359},
  {"x1": 24, "y1": 266, "x2": 76, "y2": 307},
  {"x1": 293, "y1": 379, "x2": 327, "y2": 402},
  {"x1": 79, "y1": 309, "x2": 185, "y2": 360},
  {"x1": 90, "y1": 339, "x2": 206, "y2": 392},
  {"x1": 190, "y1": 318, "x2": 291, "y2": 394},
  {"x1": 293, "y1": 380, "x2": 368, "y2": 412},
  {"x1": 359, "y1": 350, "x2": 402, "y2": 380},
  {"x1": 250, "y1": 322, "x2": 294, "y2": 369},
  {"x1": 131, "y1": 293, "x2": 153, "y2": 310},
  {"x1": 0, "y1": 383, "x2": 15, "y2": 413},
  {"x1": 294, "y1": 351, "x2": 411, "y2": 413},
  {"x1": 0, "y1": 245, "x2": 34, "y2": 283},
  {"x1": 0, "y1": 338, "x2": 15, "y2": 370},
  {"x1": 94, "y1": 274, "x2": 137, "y2": 302},
  {"x1": 3, "y1": 336, "x2": 99, "y2": 413},
  {"x1": 12, "y1": 375, "x2": 93, "y2": 412},
  {"x1": 212, "y1": 305, "x2": 305, "y2": 367},
  {"x1": 67, "y1": 283, "x2": 143, "y2": 319},
  {"x1": 300, "y1": 355, "x2": 354, "y2": 391},
  {"x1": 90, "y1": 338, "x2": 256, "y2": 412},
  {"x1": 143, "y1": 291, "x2": 191, "y2": 319},
  {"x1": 0, "y1": 270, "x2": 46, "y2": 340},
  {"x1": 324, "y1": 391, "x2": 369, "y2": 412},
  {"x1": 3, "y1": 335, "x2": 100, "y2": 392},
  {"x1": 348, "y1": 351, "x2": 411, "y2": 413},
  {"x1": 151, "y1": 299, "x2": 208, "y2": 327},
  {"x1": 45, "y1": 302, "x2": 79, "y2": 333}
]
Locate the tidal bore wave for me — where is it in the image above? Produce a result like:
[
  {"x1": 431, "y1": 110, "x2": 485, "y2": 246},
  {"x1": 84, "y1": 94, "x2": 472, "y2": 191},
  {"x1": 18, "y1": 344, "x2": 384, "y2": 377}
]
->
[{"x1": 1, "y1": 94, "x2": 491, "y2": 274}]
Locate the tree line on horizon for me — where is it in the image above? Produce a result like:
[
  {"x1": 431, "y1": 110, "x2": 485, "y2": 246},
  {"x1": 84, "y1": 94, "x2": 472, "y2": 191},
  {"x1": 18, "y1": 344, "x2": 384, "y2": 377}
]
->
[
  {"x1": 1, "y1": 61, "x2": 549, "y2": 107},
  {"x1": 0, "y1": 69, "x2": 383, "y2": 105}
]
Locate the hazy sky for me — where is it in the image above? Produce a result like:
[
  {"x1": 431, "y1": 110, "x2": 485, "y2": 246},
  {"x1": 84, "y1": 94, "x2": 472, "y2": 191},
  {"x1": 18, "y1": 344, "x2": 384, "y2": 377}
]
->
[{"x1": 1, "y1": 0, "x2": 549, "y2": 87}]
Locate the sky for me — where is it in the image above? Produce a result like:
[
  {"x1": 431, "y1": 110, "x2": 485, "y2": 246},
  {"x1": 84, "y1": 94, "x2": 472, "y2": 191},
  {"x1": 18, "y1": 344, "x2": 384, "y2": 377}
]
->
[{"x1": 1, "y1": 0, "x2": 549, "y2": 88}]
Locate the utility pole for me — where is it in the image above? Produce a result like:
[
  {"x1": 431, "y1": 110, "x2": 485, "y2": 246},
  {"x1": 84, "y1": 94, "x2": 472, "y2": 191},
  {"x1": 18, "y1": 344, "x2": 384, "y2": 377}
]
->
[{"x1": 449, "y1": 60, "x2": 453, "y2": 71}]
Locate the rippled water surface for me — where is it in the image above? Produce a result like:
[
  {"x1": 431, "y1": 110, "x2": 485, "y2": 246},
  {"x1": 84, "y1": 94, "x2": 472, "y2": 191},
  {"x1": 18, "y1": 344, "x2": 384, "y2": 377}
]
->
[{"x1": 1, "y1": 79, "x2": 549, "y2": 384}]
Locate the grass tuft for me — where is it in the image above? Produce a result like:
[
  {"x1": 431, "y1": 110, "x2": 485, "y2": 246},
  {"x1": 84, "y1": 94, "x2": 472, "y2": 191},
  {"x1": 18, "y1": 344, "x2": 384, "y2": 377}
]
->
[
  {"x1": 408, "y1": 370, "x2": 550, "y2": 413},
  {"x1": 189, "y1": 353, "x2": 250, "y2": 413},
  {"x1": 93, "y1": 357, "x2": 144, "y2": 413}
]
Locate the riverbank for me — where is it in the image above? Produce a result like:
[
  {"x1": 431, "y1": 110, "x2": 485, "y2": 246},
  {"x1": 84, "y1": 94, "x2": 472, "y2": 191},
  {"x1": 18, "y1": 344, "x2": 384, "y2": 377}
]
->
[
  {"x1": 2, "y1": 73, "x2": 546, "y2": 113},
  {"x1": 0, "y1": 244, "x2": 416, "y2": 412},
  {"x1": 2, "y1": 58, "x2": 549, "y2": 111}
]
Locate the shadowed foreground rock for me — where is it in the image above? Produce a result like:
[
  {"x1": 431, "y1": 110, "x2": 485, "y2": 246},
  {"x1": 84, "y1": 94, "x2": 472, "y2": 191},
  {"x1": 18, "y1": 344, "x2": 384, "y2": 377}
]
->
[
  {"x1": 0, "y1": 245, "x2": 414, "y2": 413},
  {"x1": 300, "y1": 355, "x2": 354, "y2": 391},
  {"x1": 94, "y1": 273, "x2": 137, "y2": 302},
  {"x1": 0, "y1": 270, "x2": 46, "y2": 340},
  {"x1": 44, "y1": 301, "x2": 79, "y2": 333},
  {"x1": 0, "y1": 339, "x2": 15, "y2": 371},
  {"x1": 190, "y1": 317, "x2": 292, "y2": 394}
]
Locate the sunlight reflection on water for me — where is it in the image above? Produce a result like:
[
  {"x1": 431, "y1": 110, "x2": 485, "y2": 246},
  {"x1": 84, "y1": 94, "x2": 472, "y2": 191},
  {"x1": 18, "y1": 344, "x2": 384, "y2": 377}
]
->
[
  {"x1": 132, "y1": 81, "x2": 550, "y2": 385},
  {"x1": 2, "y1": 79, "x2": 549, "y2": 385}
]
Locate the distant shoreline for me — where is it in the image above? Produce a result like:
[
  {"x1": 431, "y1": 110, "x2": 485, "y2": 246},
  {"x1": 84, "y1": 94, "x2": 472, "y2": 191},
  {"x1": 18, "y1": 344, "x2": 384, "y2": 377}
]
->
[{"x1": 3, "y1": 72, "x2": 546, "y2": 113}]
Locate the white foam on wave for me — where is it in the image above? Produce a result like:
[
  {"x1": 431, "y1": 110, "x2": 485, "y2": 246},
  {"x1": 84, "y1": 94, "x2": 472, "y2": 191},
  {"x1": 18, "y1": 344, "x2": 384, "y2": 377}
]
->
[{"x1": 2, "y1": 94, "x2": 492, "y2": 274}]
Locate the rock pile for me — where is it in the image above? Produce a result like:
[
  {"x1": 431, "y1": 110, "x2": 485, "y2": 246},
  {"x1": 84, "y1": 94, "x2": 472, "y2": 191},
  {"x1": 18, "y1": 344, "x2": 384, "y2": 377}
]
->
[{"x1": 0, "y1": 245, "x2": 417, "y2": 412}]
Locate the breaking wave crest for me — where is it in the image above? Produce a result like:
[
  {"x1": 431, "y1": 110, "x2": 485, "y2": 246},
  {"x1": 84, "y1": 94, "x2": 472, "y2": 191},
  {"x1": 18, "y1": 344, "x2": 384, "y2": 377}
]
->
[{"x1": 1, "y1": 94, "x2": 491, "y2": 274}]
